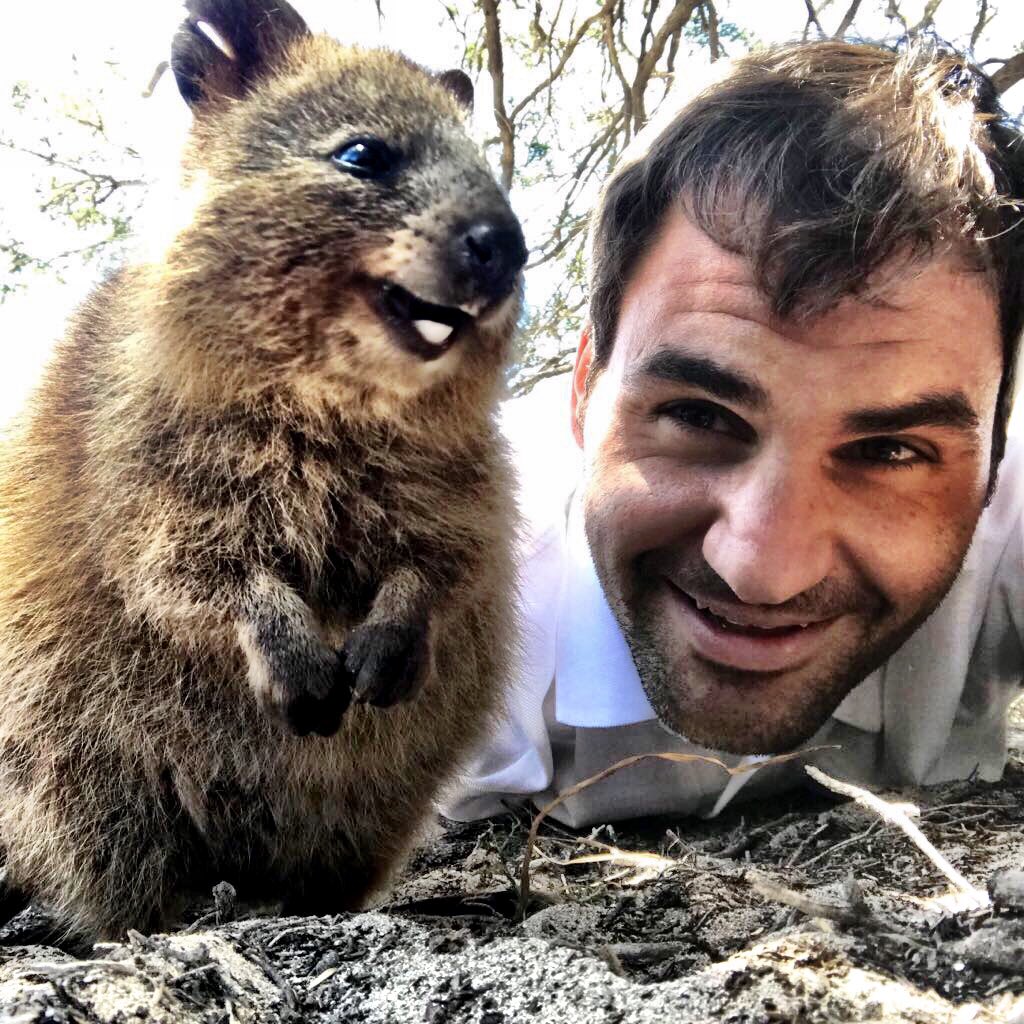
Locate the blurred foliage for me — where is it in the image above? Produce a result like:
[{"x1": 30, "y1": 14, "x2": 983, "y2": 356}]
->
[{"x1": 1, "y1": 60, "x2": 146, "y2": 300}]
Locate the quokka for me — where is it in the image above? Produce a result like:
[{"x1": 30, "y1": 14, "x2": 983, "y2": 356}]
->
[{"x1": 0, "y1": 0, "x2": 526, "y2": 938}]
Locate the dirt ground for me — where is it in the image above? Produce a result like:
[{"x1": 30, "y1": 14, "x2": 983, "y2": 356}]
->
[{"x1": 0, "y1": 710, "x2": 1022, "y2": 1023}]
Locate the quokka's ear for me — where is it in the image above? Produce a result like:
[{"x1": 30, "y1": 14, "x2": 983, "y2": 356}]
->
[
  {"x1": 437, "y1": 69, "x2": 473, "y2": 113},
  {"x1": 171, "y1": 0, "x2": 310, "y2": 108}
]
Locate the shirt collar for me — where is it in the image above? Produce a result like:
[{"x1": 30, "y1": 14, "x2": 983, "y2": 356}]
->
[{"x1": 554, "y1": 494, "x2": 657, "y2": 727}]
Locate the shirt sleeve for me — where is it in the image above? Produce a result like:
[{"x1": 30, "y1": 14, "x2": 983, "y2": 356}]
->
[
  {"x1": 976, "y1": 433, "x2": 1024, "y2": 706},
  {"x1": 441, "y1": 524, "x2": 561, "y2": 820},
  {"x1": 441, "y1": 377, "x2": 577, "y2": 820},
  {"x1": 946, "y1": 428, "x2": 1024, "y2": 781}
]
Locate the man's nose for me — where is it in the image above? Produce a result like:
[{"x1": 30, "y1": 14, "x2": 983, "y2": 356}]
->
[{"x1": 701, "y1": 453, "x2": 833, "y2": 606}]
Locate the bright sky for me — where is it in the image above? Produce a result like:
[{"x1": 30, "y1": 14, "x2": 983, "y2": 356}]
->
[
  {"x1": 1, "y1": 1, "x2": 1023, "y2": 428},
  {"x1": 3, "y1": 1, "x2": 1023, "y2": 84}
]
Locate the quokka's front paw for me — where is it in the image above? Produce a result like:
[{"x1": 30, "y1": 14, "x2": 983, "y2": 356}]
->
[
  {"x1": 343, "y1": 620, "x2": 430, "y2": 707},
  {"x1": 259, "y1": 649, "x2": 355, "y2": 738}
]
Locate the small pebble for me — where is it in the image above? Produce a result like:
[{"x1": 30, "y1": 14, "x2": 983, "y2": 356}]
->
[{"x1": 988, "y1": 869, "x2": 1024, "y2": 913}]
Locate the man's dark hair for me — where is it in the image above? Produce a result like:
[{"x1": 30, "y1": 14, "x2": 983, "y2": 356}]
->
[{"x1": 587, "y1": 40, "x2": 1024, "y2": 476}]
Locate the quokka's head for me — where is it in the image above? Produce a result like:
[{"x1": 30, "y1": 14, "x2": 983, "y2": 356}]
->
[{"x1": 146, "y1": 0, "x2": 526, "y2": 409}]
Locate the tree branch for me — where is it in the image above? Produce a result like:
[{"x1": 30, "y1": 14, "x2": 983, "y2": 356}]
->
[
  {"x1": 970, "y1": 0, "x2": 991, "y2": 51},
  {"x1": 437, "y1": 0, "x2": 475, "y2": 58},
  {"x1": 884, "y1": 0, "x2": 909, "y2": 34},
  {"x1": 527, "y1": 215, "x2": 589, "y2": 271},
  {"x1": 702, "y1": 1, "x2": 722, "y2": 61},
  {"x1": 911, "y1": 0, "x2": 944, "y2": 34},
  {"x1": 630, "y1": 0, "x2": 700, "y2": 131},
  {"x1": 603, "y1": 8, "x2": 634, "y2": 144},
  {"x1": 637, "y1": 0, "x2": 659, "y2": 69},
  {"x1": 510, "y1": 3, "x2": 612, "y2": 122},
  {"x1": 478, "y1": 0, "x2": 515, "y2": 191},
  {"x1": 0, "y1": 139, "x2": 144, "y2": 192},
  {"x1": 510, "y1": 351, "x2": 576, "y2": 396},
  {"x1": 803, "y1": 0, "x2": 826, "y2": 40},
  {"x1": 991, "y1": 52, "x2": 1024, "y2": 95},
  {"x1": 2, "y1": 236, "x2": 125, "y2": 279},
  {"x1": 663, "y1": 24, "x2": 684, "y2": 99},
  {"x1": 832, "y1": 0, "x2": 863, "y2": 39}
]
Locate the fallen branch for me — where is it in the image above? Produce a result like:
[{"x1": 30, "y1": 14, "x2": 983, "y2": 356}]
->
[
  {"x1": 20, "y1": 960, "x2": 145, "y2": 980},
  {"x1": 746, "y1": 869, "x2": 873, "y2": 928},
  {"x1": 804, "y1": 766, "x2": 989, "y2": 910},
  {"x1": 516, "y1": 746, "x2": 837, "y2": 918}
]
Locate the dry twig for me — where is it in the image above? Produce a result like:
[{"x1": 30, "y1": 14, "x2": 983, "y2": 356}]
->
[
  {"x1": 784, "y1": 819, "x2": 831, "y2": 867},
  {"x1": 805, "y1": 766, "x2": 989, "y2": 910},
  {"x1": 20, "y1": 959, "x2": 145, "y2": 980},
  {"x1": 798, "y1": 820, "x2": 882, "y2": 869},
  {"x1": 516, "y1": 747, "x2": 836, "y2": 918},
  {"x1": 746, "y1": 869, "x2": 874, "y2": 928}
]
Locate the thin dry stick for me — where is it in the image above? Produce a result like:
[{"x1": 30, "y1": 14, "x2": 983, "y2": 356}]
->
[
  {"x1": 516, "y1": 747, "x2": 837, "y2": 918},
  {"x1": 784, "y1": 819, "x2": 831, "y2": 868},
  {"x1": 746, "y1": 869, "x2": 873, "y2": 927},
  {"x1": 798, "y1": 819, "x2": 882, "y2": 870},
  {"x1": 805, "y1": 765, "x2": 989, "y2": 909},
  {"x1": 20, "y1": 960, "x2": 145, "y2": 980},
  {"x1": 560, "y1": 848, "x2": 676, "y2": 871}
]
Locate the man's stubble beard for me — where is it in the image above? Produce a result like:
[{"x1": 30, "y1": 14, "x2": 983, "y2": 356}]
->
[{"x1": 589, "y1": 540, "x2": 972, "y2": 755}]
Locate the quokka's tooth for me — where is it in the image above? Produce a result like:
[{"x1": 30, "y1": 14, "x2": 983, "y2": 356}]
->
[{"x1": 412, "y1": 319, "x2": 454, "y2": 345}]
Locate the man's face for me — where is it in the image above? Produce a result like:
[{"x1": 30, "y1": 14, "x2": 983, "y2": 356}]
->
[{"x1": 574, "y1": 206, "x2": 1003, "y2": 754}]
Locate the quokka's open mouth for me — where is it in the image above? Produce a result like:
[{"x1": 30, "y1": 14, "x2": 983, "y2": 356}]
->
[{"x1": 375, "y1": 283, "x2": 475, "y2": 362}]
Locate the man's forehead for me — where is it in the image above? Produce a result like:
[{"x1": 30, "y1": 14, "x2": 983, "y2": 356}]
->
[
  {"x1": 616, "y1": 206, "x2": 1001, "y2": 360},
  {"x1": 626, "y1": 208, "x2": 759, "y2": 306}
]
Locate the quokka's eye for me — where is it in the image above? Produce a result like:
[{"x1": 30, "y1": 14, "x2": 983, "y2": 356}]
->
[{"x1": 330, "y1": 137, "x2": 399, "y2": 179}]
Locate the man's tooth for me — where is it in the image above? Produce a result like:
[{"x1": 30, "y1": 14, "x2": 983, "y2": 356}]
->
[{"x1": 412, "y1": 319, "x2": 454, "y2": 345}]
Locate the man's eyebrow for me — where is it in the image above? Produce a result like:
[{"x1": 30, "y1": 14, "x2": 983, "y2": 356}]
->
[
  {"x1": 843, "y1": 392, "x2": 981, "y2": 435},
  {"x1": 630, "y1": 349, "x2": 769, "y2": 408}
]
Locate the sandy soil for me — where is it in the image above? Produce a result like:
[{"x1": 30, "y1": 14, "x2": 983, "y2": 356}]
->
[{"x1": 0, "y1": 712, "x2": 1022, "y2": 1022}]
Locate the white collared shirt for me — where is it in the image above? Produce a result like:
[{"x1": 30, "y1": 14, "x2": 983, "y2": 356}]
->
[{"x1": 446, "y1": 376, "x2": 1024, "y2": 827}]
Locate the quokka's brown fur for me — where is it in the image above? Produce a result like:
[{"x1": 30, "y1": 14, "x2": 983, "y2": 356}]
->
[{"x1": 0, "y1": 0, "x2": 525, "y2": 939}]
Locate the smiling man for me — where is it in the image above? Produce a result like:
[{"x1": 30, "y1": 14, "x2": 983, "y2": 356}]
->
[{"x1": 449, "y1": 39, "x2": 1024, "y2": 826}]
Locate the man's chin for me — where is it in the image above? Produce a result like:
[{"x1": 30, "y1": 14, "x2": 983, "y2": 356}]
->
[
  {"x1": 642, "y1": 671, "x2": 834, "y2": 755},
  {"x1": 626, "y1": 591, "x2": 862, "y2": 754},
  {"x1": 627, "y1": 625, "x2": 860, "y2": 754},
  {"x1": 651, "y1": 696, "x2": 827, "y2": 755}
]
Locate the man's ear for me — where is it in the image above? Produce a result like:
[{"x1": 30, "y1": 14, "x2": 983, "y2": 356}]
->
[
  {"x1": 571, "y1": 325, "x2": 594, "y2": 449},
  {"x1": 170, "y1": 0, "x2": 310, "y2": 109}
]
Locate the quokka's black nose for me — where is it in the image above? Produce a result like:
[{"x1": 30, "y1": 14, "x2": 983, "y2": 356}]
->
[{"x1": 453, "y1": 217, "x2": 528, "y2": 304}]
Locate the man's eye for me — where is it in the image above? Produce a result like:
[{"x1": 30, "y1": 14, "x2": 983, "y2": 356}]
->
[
  {"x1": 843, "y1": 437, "x2": 931, "y2": 468},
  {"x1": 659, "y1": 401, "x2": 753, "y2": 442}
]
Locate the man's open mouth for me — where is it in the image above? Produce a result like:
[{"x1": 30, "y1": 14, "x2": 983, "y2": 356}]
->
[
  {"x1": 668, "y1": 582, "x2": 838, "y2": 635},
  {"x1": 667, "y1": 581, "x2": 839, "y2": 673},
  {"x1": 374, "y1": 283, "x2": 475, "y2": 362},
  {"x1": 680, "y1": 591, "x2": 817, "y2": 638}
]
